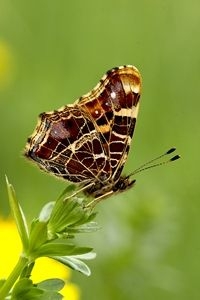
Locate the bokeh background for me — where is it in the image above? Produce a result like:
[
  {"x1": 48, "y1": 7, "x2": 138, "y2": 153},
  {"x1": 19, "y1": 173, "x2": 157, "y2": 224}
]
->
[{"x1": 0, "y1": 1, "x2": 199, "y2": 299}]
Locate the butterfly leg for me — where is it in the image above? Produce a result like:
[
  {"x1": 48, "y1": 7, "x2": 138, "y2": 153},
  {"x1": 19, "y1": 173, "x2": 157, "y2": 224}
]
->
[{"x1": 84, "y1": 190, "x2": 114, "y2": 209}]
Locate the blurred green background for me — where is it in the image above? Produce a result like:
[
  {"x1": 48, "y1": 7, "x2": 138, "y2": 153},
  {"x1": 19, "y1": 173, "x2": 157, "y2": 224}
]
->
[{"x1": 0, "y1": 0, "x2": 199, "y2": 299}]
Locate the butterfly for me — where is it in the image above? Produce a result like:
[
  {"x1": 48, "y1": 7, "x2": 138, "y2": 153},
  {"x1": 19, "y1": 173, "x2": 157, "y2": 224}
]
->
[{"x1": 25, "y1": 65, "x2": 179, "y2": 204}]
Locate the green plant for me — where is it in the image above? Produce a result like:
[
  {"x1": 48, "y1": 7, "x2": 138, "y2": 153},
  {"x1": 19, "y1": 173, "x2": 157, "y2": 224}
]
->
[{"x1": 0, "y1": 178, "x2": 97, "y2": 299}]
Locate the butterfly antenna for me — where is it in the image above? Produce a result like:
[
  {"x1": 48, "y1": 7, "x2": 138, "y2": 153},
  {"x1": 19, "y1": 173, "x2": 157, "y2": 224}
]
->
[{"x1": 128, "y1": 147, "x2": 180, "y2": 177}]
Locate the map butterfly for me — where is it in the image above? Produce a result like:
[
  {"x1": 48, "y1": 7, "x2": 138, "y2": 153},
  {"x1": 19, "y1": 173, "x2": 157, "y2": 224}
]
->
[{"x1": 25, "y1": 65, "x2": 179, "y2": 203}]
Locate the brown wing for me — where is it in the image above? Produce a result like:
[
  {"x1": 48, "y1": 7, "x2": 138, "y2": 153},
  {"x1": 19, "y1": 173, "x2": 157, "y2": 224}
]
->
[
  {"x1": 78, "y1": 65, "x2": 141, "y2": 182},
  {"x1": 25, "y1": 107, "x2": 110, "y2": 183},
  {"x1": 25, "y1": 65, "x2": 141, "y2": 185}
]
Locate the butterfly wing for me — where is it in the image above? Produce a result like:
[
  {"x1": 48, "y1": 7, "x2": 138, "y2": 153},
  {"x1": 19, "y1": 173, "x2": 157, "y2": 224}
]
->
[
  {"x1": 25, "y1": 107, "x2": 110, "y2": 183},
  {"x1": 25, "y1": 65, "x2": 141, "y2": 187},
  {"x1": 79, "y1": 65, "x2": 141, "y2": 182}
]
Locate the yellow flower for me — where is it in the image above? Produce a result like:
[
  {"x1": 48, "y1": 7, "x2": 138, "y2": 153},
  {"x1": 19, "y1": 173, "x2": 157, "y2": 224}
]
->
[
  {"x1": 0, "y1": 218, "x2": 21, "y2": 278},
  {"x1": 0, "y1": 218, "x2": 80, "y2": 300},
  {"x1": 0, "y1": 41, "x2": 14, "y2": 90}
]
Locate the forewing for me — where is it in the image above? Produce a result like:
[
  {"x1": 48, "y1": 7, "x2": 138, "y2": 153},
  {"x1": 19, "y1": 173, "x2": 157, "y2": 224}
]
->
[{"x1": 78, "y1": 65, "x2": 141, "y2": 181}]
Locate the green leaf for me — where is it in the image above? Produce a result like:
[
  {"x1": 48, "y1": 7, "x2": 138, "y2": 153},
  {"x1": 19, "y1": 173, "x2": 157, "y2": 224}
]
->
[
  {"x1": 37, "y1": 279, "x2": 65, "y2": 292},
  {"x1": 47, "y1": 184, "x2": 96, "y2": 234},
  {"x1": 36, "y1": 291, "x2": 63, "y2": 300},
  {"x1": 11, "y1": 278, "x2": 43, "y2": 300},
  {"x1": 51, "y1": 251, "x2": 96, "y2": 276},
  {"x1": 11, "y1": 278, "x2": 64, "y2": 300},
  {"x1": 29, "y1": 221, "x2": 48, "y2": 252},
  {"x1": 69, "y1": 247, "x2": 93, "y2": 255},
  {"x1": 6, "y1": 176, "x2": 29, "y2": 251},
  {"x1": 48, "y1": 194, "x2": 97, "y2": 237},
  {"x1": 67, "y1": 221, "x2": 100, "y2": 233},
  {"x1": 73, "y1": 252, "x2": 97, "y2": 260},
  {"x1": 36, "y1": 278, "x2": 65, "y2": 300},
  {"x1": 52, "y1": 256, "x2": 92, "y2": 276},
  {"x1": 68, "y1": 209, "x2": 97, "y2": 228},
  {"x1": 48, "y1": 197, "x2": 82, "y2": 233},
  {"x1": 34, "y1": 241, "x2": 75, "y2": 257},
  {"x1": 57, "y1": 184, "x2": 78, "y2": 201},
  {"x1": 39, "y1": 202, "x2": 55, "y2": 222}
]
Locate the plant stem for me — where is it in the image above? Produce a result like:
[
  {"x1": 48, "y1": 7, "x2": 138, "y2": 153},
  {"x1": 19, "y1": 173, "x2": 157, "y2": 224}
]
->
[{"x1": 0, "y1": 255, "x2": 28, "y2": 299}]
